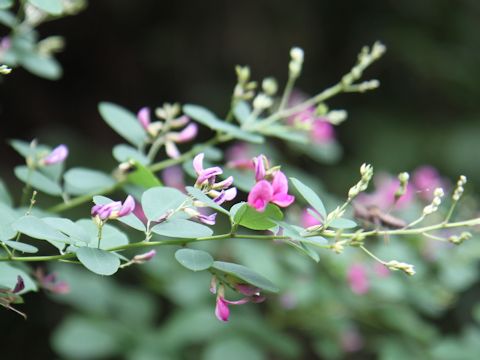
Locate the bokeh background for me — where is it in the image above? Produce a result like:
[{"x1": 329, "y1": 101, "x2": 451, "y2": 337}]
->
[{"x1": 1, "y1": 0, "x2": 480, "y2": 359}]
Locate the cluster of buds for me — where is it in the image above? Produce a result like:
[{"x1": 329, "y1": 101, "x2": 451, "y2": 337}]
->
[
  {"x1": 395, "y1": 172, "x2": 410, "y2": 200},
  {"x1": 448, "y1": 231, "x2": 471, "y2": 245},
  {"x1": 289, "y1": 47, "x2": 304, "y2": 78},
  {"x1": 188, "y1": 153, "x2": 237, "y2": 225},
  {"x1": 342, "y1": 41, "x2": 386, "y2": 86},
  {"x1": 252, "y1": 93, "x2": 273, "y2": 112},
  {"x1": 385, "y1": 260, "x2": 415, "y2": 276},
  {"x1": 247, "y1": 154, "x2": 295, "y2": 212},
  {"x1": 91, "y1": 195, "x2": 135, "y2": 223},
  {"x1": 452, "y1": 175, "x2": 467, "y2": 201},
  {"x1": 348, "y1": 163, "x2": 374, "y2": 200},
  {"x1": 331, "y1": 241, "x2": 345, "y2": 254},
  {"x1": 233, "y1": 65, "x2": 257, "y2": 101},
  {"x1": 137, "y1": 103, "x2": 198, "y2": 159},
  {"x1": 210, "y1": 277, "x2": 265, "y2": 322},
  {"x1": 422, "y1": 187, "x2": 444, "y2": 216}
]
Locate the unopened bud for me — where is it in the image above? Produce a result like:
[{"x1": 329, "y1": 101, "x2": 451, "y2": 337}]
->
[
  {"x1": 331, "y1": 242, "x2": 344, "y2": 254},
  {"x1": 262, "y1": 77, "x2": 278, "y2": 96},
  {"x1": 133, "y1": 250, "x2": 157, "y2": 264},
  {"x1": 253, "y1": 93, "x2": 273, "y2": 110},
  {"x1": 326, "y1": 110, "x2": 348, "y2": 125},
  {"x1": 290, "y1": 47, "x2": 304, "y2": 63},
  {"x1": 385, "y1": 260, "x2": 415, "y2": 276},
  {"x1": 235, "y1": 65, "x2": 250, "y2": 84},
  {"x1": 433, "y1": 187, "x2": 444, "y2": 198}
]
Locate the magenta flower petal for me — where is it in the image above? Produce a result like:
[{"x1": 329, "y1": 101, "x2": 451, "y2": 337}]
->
[
  {"x1": 301, "y1": 208, "x2": 322, "y2": 228},
  {"x1": 254, "y1": 155, "x2": 266, "y2": 181},
  {"x1": 196, "y1": 167, "x2": 223, "y2": 185},
  {"x1": 312, "y1": 120, "x2": 335, "y2": 143},
  {"x1": 43, "y1": 144, "x2": 69, "y2": 165},
  {"x1": 193, "y1": 153, "x2": 205, "y2": 175},
  {"x1": 137, "y1": 107, "x2": 150, "y2": 130},
  {"x1": 175, "y1": 123, "x2": 198, "y2": 143},
  {"x1": 235, "y1": 284, "x2": 261, "y2": 296},
  {"x1": 215, "y1": 296, "x2": 230, "y2": 322},
  {"x1": 272, "y1": 192, "x2": 295, "y2": 208},
  {"x1": 271, "y1": 171, "x2": 289, "y2": 195},
  {"x1": 223, "y1": 297, "x2": 250, "y2": 305},
  {"x1": 223, "y1": 187, "x2": 237, "y2": 201},
  {"x1": 214, "y1": 176, "x2": 234, "y2": 190},
  {"x1": 198, "y1": 213, "x2": 217, "y2": 225},
  {"x1": 248, "y1": 180, "x2": 273, "y2": 212},
  {"x1": 118, "y1": 195, "x2": 135, "y2": 217}
]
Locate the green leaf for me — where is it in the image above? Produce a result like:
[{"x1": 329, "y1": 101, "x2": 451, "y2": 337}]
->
[
  {"x1": 0, "y1": 0, "x2": 13, "y2": 10},
  {"x1": 43, "y1": 217, "x2": 91, "y2": 244},
  {"x1": 186, "y1": 186, "x2": 229, "y2": 215},
  {"x1": 126, "y1": 161, "x2": 162, "y2": 189},
  {"x1": 212, "y1": 261, "x2": 279, "y2": 293},
  {"x1": 112, "y1": 144, "x2": 150, "y2": 165},
  {"x1": 175, "y1": 248, "x2": 214, "y2": 271},
  {"x1": 234, "y1": 203, "x2": 283, "y2": 230},
  {"x1": 18, "y1": 52, "x2": 62, "y2": 80},
  {"x1": 233, "y1": 101, "x2": 251, "y2": 124},
  {"x1": 0, "y1": 9, "x2": 17, "y2": 27},
  {"x1": 14, "y1": 166, "x2": 62, "y2": 196},
  {"x1": 328, "y1": 218, "x2": 357, "y2": 229},
  {"x1": 12, "y1": 215, "x2": 71, "y2": 250},
  {"x1": 141, "y1": 186, "x2": 188, "y2": 221},
  {"x1": 261, "y1": 125, "x2": 309, "y2": 144},
  {"x1": 183, "y1": 104, "x2": 264, "y2": 144},
  {"x1": 93, "y1": 196, "x2": 146, "y2": 232},
  {"x1": 0, "y1": 178, "x2": 12, "y2": 206},
  {"x1": 75, "y1": 219, "x2": 129, "y2": 250},
  {"x1": 0, "y1": 203, "x2": 17, "y2": 240},
  {"x1": 274, "y1": 221, "x2": 323, "y2": 262},
  {"x1": 52, "y1": 316, "x2": 122, "y2": 360},
  {"x1": 28, "y1": 0, "x2": 63, "y2": 15},
  {"x1": 0, "y1": 263, "x2": 37, "y2": 293},
  {"x1": 3, "y1": 240, "x2": 38, "y2": 253},
  {"x1": 98, "y1": 102, "x2": 146, "y2": 147},
  {"x1": 290, "y1": 177, "x2": 327, "y2": 218},
  {"x1": 204, "y1": 337, "x2": 264, "y2": 360},
  {"x1": 76, "y1": 247, "x2": 120, "y2": 276},
  {"x1": 9, "y1": 139, "x2": 48, "y2": 158},
  {"x1": 151, "y1": 219, "x2": 213, "y2": 238},
  {"x1": 64, "y1": 167, "x2": 115, "y2": 195}
]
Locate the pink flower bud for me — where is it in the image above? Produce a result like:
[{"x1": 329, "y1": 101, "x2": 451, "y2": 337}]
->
[
  {"x1": 137, "y1": 107, "x2": 151, "y2": 130},
  {"x1": 42, "y1": 144, "x2": 68, "y2": 165},
  {"x1": 133, "y1": 249, "x2": 157, "y2": 264}
]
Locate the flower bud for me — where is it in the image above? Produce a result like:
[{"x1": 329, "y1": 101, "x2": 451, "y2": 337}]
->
[
  {"x1": 385, "y1": 260, "x2": 415, "y2": 276},
  {"x1": 253, "y1": 93, "x2": 273, "y2": 110},
  {"x1": 262, "y1": 77, "x2": 278, "y2": 96},
  {"x1": 290, "y1": 47, "x2": 304, "y2": 63},
  {"x1": 133, "y1": 250, "x2": 156, "y2": 264},
  {"x1": 326, "y1": 110, "x2": 348, "y2": 125}
]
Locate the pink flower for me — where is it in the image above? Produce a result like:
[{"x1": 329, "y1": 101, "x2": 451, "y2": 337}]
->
[
  {"x1": 312, "y1": 120, "x2": 335, "y2": 143},
  {"x1": 412, "y1": 166, "x2": 446, "y2": 201},
  {"x1": 225, "y1": 143, "x2": 255, "y2": 170},
  {"x1": 137, "y1": 107, "x2": 150, "y2": 130},
  {"x1": 347, "y1": 263, "x2": 369, "y2": 295},
  {"x1": 214, "y1": 285, "x2": 265, "y2": 322},
  {"x1": 42, "y1": 144, "x2": 68, "y2": 165},
  {"x1": 91, "y1": 195, "x2": 135, "y2": 220},
  {"x1": 301, "y1": 208, "x2": 322, "y2": 228},
  {"x1": 165, "y1": 123, "x2": 198, "y2": 159},
  {"x1": 247, "y1": 168, "x2": 295, "y2": 212}
]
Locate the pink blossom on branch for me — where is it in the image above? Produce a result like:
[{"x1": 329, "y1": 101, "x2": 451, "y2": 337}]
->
[
  {"x1": 42, "y1": 144, "x2": 69, "y2": 165},
  {"x1": 91, "y1": 195, "x2": 135, "y2": 221}
]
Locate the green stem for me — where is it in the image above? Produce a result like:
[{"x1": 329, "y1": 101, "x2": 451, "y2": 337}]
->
[
  {"x1": 2, "y1": 216, "x2": 479, "y2": 264},
  {"x1": 278, "y1": 75, "x2": 296, "y2": 112}
]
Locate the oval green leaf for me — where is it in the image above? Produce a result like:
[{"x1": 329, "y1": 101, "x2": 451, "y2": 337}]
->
[
  {"x1": 174, "y1": 248, "x2": 214, "y2": 271},
  {"x1": 290, "y1": 177, "x2": 327, "y2": 218},
  {"x1": 64, "y1": 168, "x2": 115, "y2": 195},
  {"x1": 98, "y1": 102, "x2": 146, "y2": 147},
  {"x1": 151, "y1": 219, "x2": 213, "y2": 239},
  {"x1": 76, "y1": 247, "x2": 120, "y2": 276},
  {"x1": 141, "y1": 186, "x2": 188, "y2": 221},
  {"x1": 234, "y1": 203, "x2": 283, "y2": 230},
  {"x1": 3, "y1": 240, "x2": 38, "y2": 253},
  {"x1": 212, "y1": 261, "x2": 279, "y2": 293},
  {"x1": 15, "y1": 166, "x2": 62, "y2": 196},
  {"x1": 186, "y1": 186, "x2": 229, "y2": 215}
]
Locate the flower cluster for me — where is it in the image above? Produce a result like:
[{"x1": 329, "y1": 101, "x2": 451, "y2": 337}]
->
[
  {"x1": 247, "y1": 155, "x2": 295, "y2": 212},
  {"x1": 91, "y1": 195, "x2": 135, "y2": 221},
  {"x1": 137, "y1": 105, "x2": 198, "y2": 158},
  {"x1": 185, "y1": 153, "x2": 237, "y2": 225}
]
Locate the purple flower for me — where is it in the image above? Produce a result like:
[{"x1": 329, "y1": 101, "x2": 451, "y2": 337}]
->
[
  {"x1": 300, "y1": 208, "x2": 322, "y2": 228},
  {"x1": 162, "y1": 165, "x2": 186, "y2": 190},
  {"x1": 347, "y1": 263, "x2": 369, "y2": 295},
  {"x1": 248, "y1": 180, "x2": 273, "y2": 212},
  {"x1": 12, "y1": 276, "x2": 24, "y2": 294},
  {"x1": 198, "y1": 212, "x2": 217, "y2": 225},
  {"x1": 412, "y1": 166, "x2": 447, "y2": 201},
  {"x1": 193, "y1": 153, "x2": 223, "y2": 186},
  {"x1": 42, "y1": 144, "x2": 68, "y2": 165},
  {"x1": 133, "y1": 250, "x2": 157, "y2": 264},
  {"x1": 215, "y1": 295, "x2": 231, "y2": 322},
  {"x1": 91, "y1": 195, "x2": 135, "y2": 220},
  {"x1": 35, "y1": 269, "x2": 69, "y2": 294},
  {"x1": 254, "y1": 155, "x2": 267, "y2": 181},
  {"x1": 225, "y1": 143, "x2": 255, "y2": 170},
  {"x1": 165, "y1": 123, "x2": 199, "y2": 159}
]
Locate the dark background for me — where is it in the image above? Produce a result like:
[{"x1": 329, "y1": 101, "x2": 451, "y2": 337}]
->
[{"x1": 1, "y1": 0, "x2": 480, "y2": 358}]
